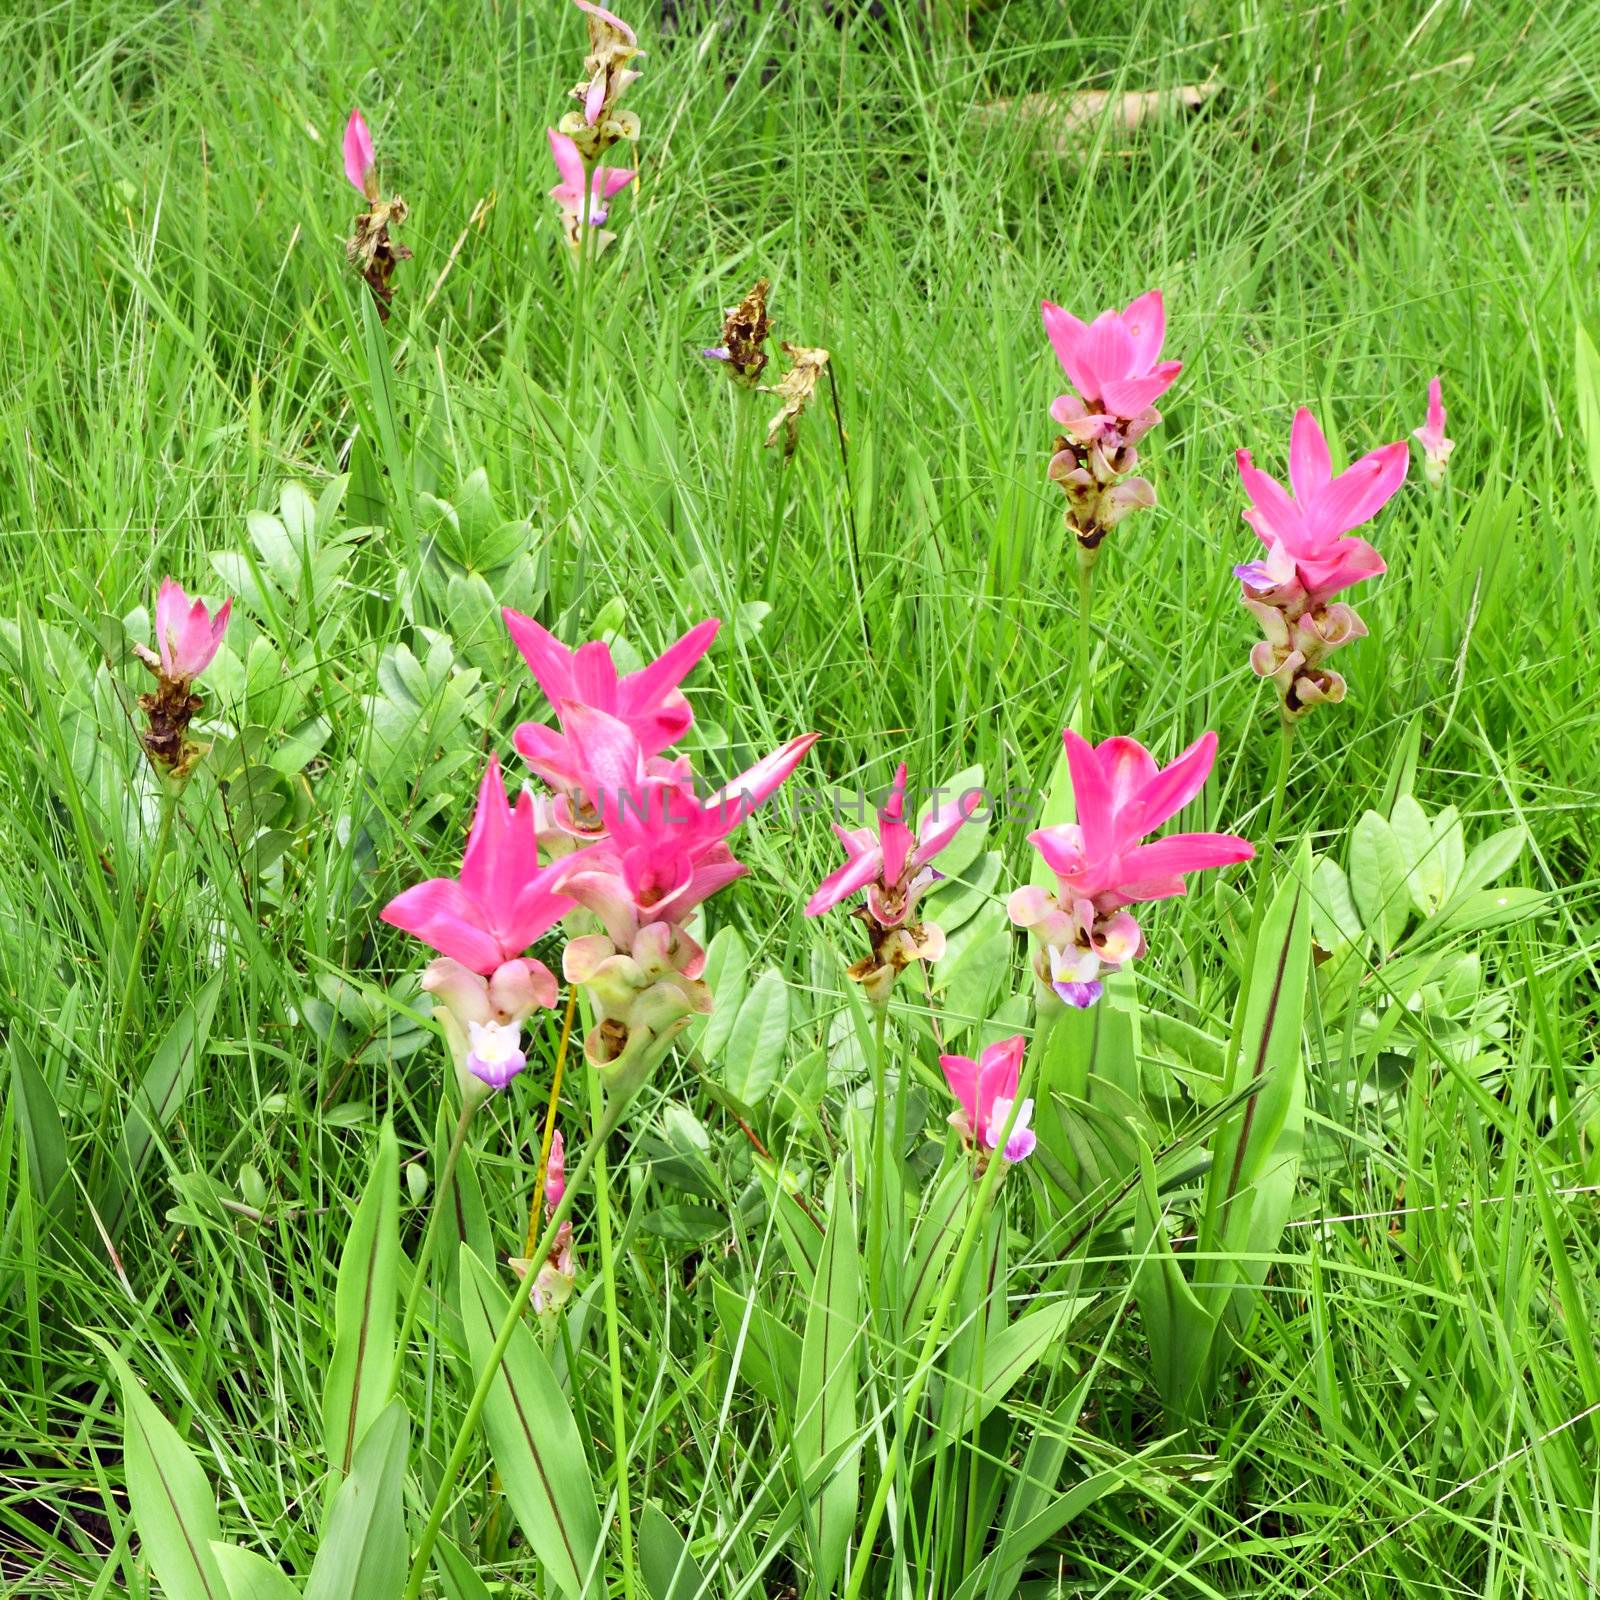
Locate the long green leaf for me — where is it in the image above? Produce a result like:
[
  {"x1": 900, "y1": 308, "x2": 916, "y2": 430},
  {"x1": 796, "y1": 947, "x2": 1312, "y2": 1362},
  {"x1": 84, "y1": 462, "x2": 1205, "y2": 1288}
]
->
[
  {"x1": 104, "y1": 1347, "x2": 228, "y2": 1600},
  {"x1": 639, "y1": 1500, "x2": 709, "y2": 1600},
  {"x1": 210, "y1": 1544, "x2": 302, "y2": 1600},
  {"x1": 303, "y1": 1400, "x2": 409, "y2": 1600},
  {"x1": 322, "y1": 1121, "x2": 399, "y2": 1478},
  {"x1": 711, "y1": 1274, "x2": 801, "y2": 1409},
  {"x1": 946, "y1": 1296, "x2": 1094, "y2": 1435},
  {"x1": 459, "y1": 1249, "x2": 601, "y2": 1599},
  {"x1": 793, "y1": 1177, "x2": 861, "y2": 1596}
]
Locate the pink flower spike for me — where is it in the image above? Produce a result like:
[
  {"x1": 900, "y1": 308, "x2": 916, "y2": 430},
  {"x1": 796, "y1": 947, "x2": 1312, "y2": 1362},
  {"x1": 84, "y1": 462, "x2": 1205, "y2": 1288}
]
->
[
  {"x1": 1412, "y1": 376, "x2": 1455, "y2": 485},
  {"x1": 545, "y1": 128, "x2": 635, "y2": 226},
  {"x1": 381, "y1": 756, "x2": 575, "y2": 975},
  {"x1": 343, "y1": 109, "x2": 376, "y2": 200},
  {"x1": 1235, "y1": 407, "x2": 1408, "y2": 606},
  {"x1": 939, "y1": 1036, "x2": 1032, "y2": 1161},
  {"x1": 154, "y1": 578, "x2": 232, "y2": 682},
  {"x1": 545, "y1": 1128, "x2": 567, "y2": 1213}
]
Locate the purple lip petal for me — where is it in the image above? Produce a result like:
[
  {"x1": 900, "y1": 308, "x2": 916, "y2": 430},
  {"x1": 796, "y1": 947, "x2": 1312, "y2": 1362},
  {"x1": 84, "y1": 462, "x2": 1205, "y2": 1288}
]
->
[
  {"x1": 468, "y1": 1047, "x2": 528, "y2": 1090},
  {"x1": 702, "y1": 346, "x2": 731, "y2": 361},
  {"x1": 1052, "y1": 979, "x2": 1103, "y2": 1009}
]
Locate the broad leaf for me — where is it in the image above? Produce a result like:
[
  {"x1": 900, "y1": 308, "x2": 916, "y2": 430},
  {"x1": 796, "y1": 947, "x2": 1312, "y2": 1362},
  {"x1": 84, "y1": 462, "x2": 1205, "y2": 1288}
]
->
[{"x1": 303, "y1": 1401, "x2": 409, "y2": 1600}]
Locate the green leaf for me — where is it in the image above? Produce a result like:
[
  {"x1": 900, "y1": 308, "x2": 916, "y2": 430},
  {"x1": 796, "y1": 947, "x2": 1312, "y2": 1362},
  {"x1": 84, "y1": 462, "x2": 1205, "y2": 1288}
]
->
[
  {"x1": 711, "y1": 1275, "x2": 800, "y2": 1409},
  {"x1": 303, "y1": 1401, "x2": 409, "y2": 1600},
  {"x1": 10, "y1": 1041, "x2": 72, "y2": 1226},
  {"x1": 794, "y1": 1179, "x2": 862, "y2": 1596},
  {"x1": 902, "y1": 1160, "x2": 971, "y2": 1334},
  {"x1": 113, "y1": 970, "x2": 226, "y2": 1217},
  {"x1": 458, "y1": 1250, "x2": 601, "y2": 1599},
  {"x1": 434, "y1": 1538, "x2": 494, "y2": 1600},
  {"x1": 1202, "y1": 839, "x2": 1313, "y2": 1338},
  {"x1": 639, "y1": 1501, "x2": 709, "y2": 1600},
  {"x1": 939, "y1": 1296, "x2": 1094, "y2": 1437},
  {"x1": 1390, "y1": 794, "x2": 1446, "y2": 918},
  {"x1": 1575, "y1": 322, "x2": 1600, "y2": 502},
  {"x1": 1348, "y1": 809, "x2": 1407, "y2": 955},
  {"x1": 211, "y1": 1543, "x2": 301, "y2": 1600},
  {"x1": 322, "y1": 1122, "x2": 399, "y2": 1478},
  {"x1": 721, "y1": 969, "x2": 791, "y2": 1108},
  {"x1": 104, "y1": 1347, "x2": 229, "y2": 1600},
  {"x1": 1446, "y1": 825, "x2": 1527, "y2": 906}
]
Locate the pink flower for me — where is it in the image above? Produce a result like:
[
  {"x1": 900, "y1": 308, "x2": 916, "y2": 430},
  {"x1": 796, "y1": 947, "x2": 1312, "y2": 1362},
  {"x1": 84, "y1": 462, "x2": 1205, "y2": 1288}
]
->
[
  {"x1": 507, "y1": 608, "x2": 717, "y2": 795},
  {"x1": 805, "y1": 762, "x2": 980, "y2": 926},
  {"x1": 551, "y1": 703, "x2": 817, "y2": 945},
  {"x1": 154, "y1": 578, "x2": 231, "y2": 683},
  {"x1": 939, "y1": 1036, "x2": 1036, "y2": 1163},
  {"x1": 1234, "y1": 407, "x2": 1407, "y2": 605},
  {"x1": 545, "y1": 1128, "x2": 567, "y2": 1213},
  {"x1": 381, "y1": 756, "x2": 573, "y2": 983},
  {"x1": 343, "y1": 109, "x2": 376, "y2": 200},
  {"x1": 1412, "y1": 376, "x2": 1455, "y2": 486},
  {"x1": 1041, "y1": 290, "x2": 1181, "y2": 423},
  {"x1": 1009, "y1": 730, "x2": 1253, "y2": 1003},
  {"x1": 546, "y1": 129, "x2": 635, "y2": 227}
]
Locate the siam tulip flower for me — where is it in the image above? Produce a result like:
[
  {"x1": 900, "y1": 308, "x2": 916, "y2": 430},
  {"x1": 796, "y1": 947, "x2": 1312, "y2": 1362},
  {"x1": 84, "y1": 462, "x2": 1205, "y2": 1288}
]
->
[
  {"x1": 549, "y1": 703, "x2": 817, "y2": 1097},
  {"x1": 1009, "y1": 730, "x2": 1253, "y2": 1009},
  {"x1": 511, "y1": 1127, "x2": 578, "y2": 1314},
  {"x1": 343, "y1": 109, "x2": 377, "y2": 201},
  {"x1": 805, "y1": 762, "x2": 981, "y2": 1004},
  {"x1": 1234, "y1": 406, "x2": 1407, "y2": 717},
  {"x1": 132, "y1": 578, "x2": 233, "y2": 780},
  {"x1": 1412, "y1": 376, "x2": 1455, "y2": 487},
  {"x1": 342, "y1": 108, "x2": 410, "y2": 321},
  {"x1": 546, "y1": 128, "x2": 635, "y2": 252},
  {"x1": 939, "y1": 1036, "x2": 1036, "y2": 1164},
  {"x1": 562, "y1": 0, "x2": 643, "y2": 161},
  {"x1": 382, "y1": 758, "x2": 571, "y2": 1093},
  {"x1": 505, "y1": 608, "x2": 718, "y2": 807},
  {"x1": 1040, "y1": 290, "x2": 1178, "y2": 554},
  {"x1": 702, "y1": 278, "x2": 772, "y2": 387},
  {"x1": 155, "y1": 579, "x2": 231, "y2": 683}
]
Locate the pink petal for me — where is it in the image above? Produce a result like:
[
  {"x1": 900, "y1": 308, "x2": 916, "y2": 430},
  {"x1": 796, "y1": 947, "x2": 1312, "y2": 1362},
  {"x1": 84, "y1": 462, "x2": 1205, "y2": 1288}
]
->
[
  {"x1": 1288, "y1": 407, "x2": 1332, "y2": 501},
  {"x1": 619, "y1": 616, "x2": 719, "y2": 726},
  {"x1": 504, "y1": 605, "x2": 578, "y2": 704},
  {"x1": 1095, "y1": 737, "x2": 1159, "y2": 833},
  {"x1": 1113, "y1": 832, "x2": 1255, "y2": 899},
  {"x1": 1124, "y1": 732, "x2": 1218, "y2": 842},
  {"x1": 1306, "y1": 441, "x2": 1409, "y2": 542},
  {"x1": 1079, "y1": 310, "x2": 1136, "y2": 397},
  {"x1": 805, "y1": 846, "x2": 885, "y2": 917},
  {"x1": 573, "y1": 0, "x2": 636, "y2": 44},
  {"x1": 584, "y1": 75, "x2": 606, "y2": 127},
  {"x1": 938, "y1": 1052, "x2": 981, "y2": 1132},
  {"x1": 343, "y1": 109, "x2": 375, "y2": 197},
  {"x1": 1026, "y1": 823, "x2": 1087, "y2": 885},
  {"x1": 506, "y1": 858, "x2": 580, "y2": 953},
  {"x1": 913, "y1": 786, "x2": 982, "y2": 871},
  {"x1": 1041, "y1": 301, "x2": 1098, "y2": 401},
  {"x1": 1121, "y1": 289, "x2": 1167, "y2": 373},
  {"x1": 706, "y1": 734, "x2": 818, "y2": 829},
  {"x1": 570, "y1": 639, "x2": 622, "y2": 708},
  {"x1": 381, "y1": 879, "x2": 504, "y2": 973},
  {"x1": 598, "y1": 166, "x2": 636, "y2": 200},
  {"x1": 545, "y1": 128, "x2": 586, "y2": 194},
  {"x1": 1100, "y1": 363, "x2": 1180, "y2": 419},
  {"x1": 459, "y1": 758, "x2": 519, "y2": 911},
  {"x1": 878, "y1": 764, "x2": 913, "y2": 886},
  {"x1": 1063, "y1": 730, "x2": 1115, "y2": 863},
  {"x1": 1294, "y1": 536, "x2": 1387, "y2": 601},
  {"x1": 1236, "y1": 450, "x2": 1308, "y2": 551}
]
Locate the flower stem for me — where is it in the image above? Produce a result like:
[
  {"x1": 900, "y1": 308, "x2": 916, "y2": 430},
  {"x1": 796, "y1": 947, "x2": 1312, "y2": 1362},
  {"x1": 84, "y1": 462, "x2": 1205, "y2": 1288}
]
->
[
  {"x1": 391, "y1": 1095, "x2": 476, "y2": 1392},
  {"x1": 523, "y1": 987, "x2": 578, "y2": 1260},
  {"x1": 841, "y1": 1016, "x2": 1056, "y2": 1599},
  {"x1": 869, "y1": 1000, "x2": 890, "y2": 1299},
  {"x1": 111, "y1": 785, "x2": 179, "y2": 1062},
  {"x1": 1076, "y1": 554, "x2": 1096, "y2": 739},
  {"x1": 587, "y1": 1058, "x2": 636, "y2": 1599},
  {"x1": 402, "y1": 1095, "x2": 623, "y2": 1600}
]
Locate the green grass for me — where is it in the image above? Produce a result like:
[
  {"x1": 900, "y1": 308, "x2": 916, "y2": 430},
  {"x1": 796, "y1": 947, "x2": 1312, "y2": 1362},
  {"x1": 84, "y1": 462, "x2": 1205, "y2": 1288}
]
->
[{"x1": 3, "y1": 0, "x2": 1600, "y2": 1594}]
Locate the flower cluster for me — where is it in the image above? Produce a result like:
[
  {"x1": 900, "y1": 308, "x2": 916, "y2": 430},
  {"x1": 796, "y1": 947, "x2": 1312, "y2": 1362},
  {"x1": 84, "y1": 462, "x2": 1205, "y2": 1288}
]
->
[
  {"x1": 805, "y1": 763, "x2": 979, "y2": 1004},
  {"x1": 132, "y1": 579, "x2": 232, "y2": 782},
  {"x1": 939, "y1": 1037, "x2": 1036, "y2": 1166},
  {"x1": 342, "y1": 110, "x2": 411, "y2": 320},
  {"x1": 547, "y1": 0, "x2": 641, "y2": 251},
  {"x1": 1234, "y1": 407, "x2": 1407, "y2": 717},
  {"x1": 1009, "y1": 730, "x2": 1253, "y2": 1008},
  {"x1": 382, "y1": 610, "x2": 815, "y2": 1108},
  {"x1": 1042, "y1": 291, "x2": 1181, "y2": 560},
  {"x1": 702, "y1": 277, "x2": 773, "y2": 387},
  {"x1": 511, "y1": 1129, "x2": 579, "y2": 1316}
]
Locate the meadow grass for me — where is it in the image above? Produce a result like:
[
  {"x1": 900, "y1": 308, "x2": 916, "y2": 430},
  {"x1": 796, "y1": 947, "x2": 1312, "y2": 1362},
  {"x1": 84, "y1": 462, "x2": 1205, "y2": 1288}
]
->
[{"x1": 2, "y1": 0, "x2": 1600, "y2": 1594}]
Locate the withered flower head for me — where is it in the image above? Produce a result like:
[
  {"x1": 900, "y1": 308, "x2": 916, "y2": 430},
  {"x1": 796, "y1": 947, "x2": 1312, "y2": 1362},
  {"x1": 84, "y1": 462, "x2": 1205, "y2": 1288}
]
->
[
  {"x1": 341, "y1": 111, "x2": 411, "y2": 322},
  {"x1": 560, "y1": 0, "x2": 643, "y2": 163},
  {"x1": 702, "y1": 278, "x2": 772, "y2": 388},
  {"x1": 132, "y1": 579, "x2": 232, "y2": 784},
  {"x1": 761, "y1": 341, "x2": 831, "y2": 457}
]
